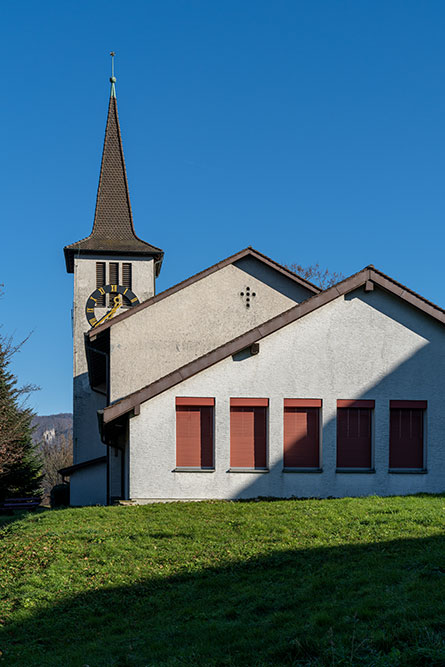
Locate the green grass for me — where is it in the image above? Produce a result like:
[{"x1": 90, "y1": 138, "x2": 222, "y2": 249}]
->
[{"x1": 1, "y1": 495, "x2": 445, "y2": 666}]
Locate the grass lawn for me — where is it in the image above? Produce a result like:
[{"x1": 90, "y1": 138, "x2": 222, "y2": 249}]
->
[{"x1": 1, "y1": 495, "x2": 445, "y2": 666}]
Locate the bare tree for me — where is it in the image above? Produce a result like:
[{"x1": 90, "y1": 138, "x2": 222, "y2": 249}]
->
[
  {"x1": 285, "y1": 263, "x2": 345, "y2": 290},
  {"x1": 39, "y1": 432, "x2": 73, "y2": 499}
]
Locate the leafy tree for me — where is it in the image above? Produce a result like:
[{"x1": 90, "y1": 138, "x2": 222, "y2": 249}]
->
[
  {"x1": 0, "y1": 334, "x2": 43, "y2": 500},
  {"x1": 285, "y1": 263, "x2": 345, "y2": 290}
]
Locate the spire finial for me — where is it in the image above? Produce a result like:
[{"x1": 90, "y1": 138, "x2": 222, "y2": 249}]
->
[{"x1": 110, "y1": 51, "x2": 116, "y2": 98}]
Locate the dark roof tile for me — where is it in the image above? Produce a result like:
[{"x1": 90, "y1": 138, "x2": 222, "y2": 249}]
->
[{"x1": 64, "y1": 93, "x2": 163, "y2": 273}]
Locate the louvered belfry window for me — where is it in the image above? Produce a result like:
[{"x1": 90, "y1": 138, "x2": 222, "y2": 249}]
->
[
  {"x1": 389, "y1": 401, "x2": 426, "y2": 469},
  {"x1": 108, "y1": 263, "x2": 119, "y2": 306},
  {"x1": 109, "y1": 262, "x2": 119, "y2": 284},
  {"x1": 94, "y1": 261, "x2": 133, "y2": 308},
  {"x1": 122, "y1": 262, "x2": 132, "y2": 288},
  {"x1": 122, "y1": 262, "x2": 132, "y2": 306},
  {"x1": 230, "y1": 398, "x2": 268, "y2": 469},
  {"x1": 96, "y1": 262, "x2": 106, "y2": 307},
  {"x1": 176, "y1": 398, "x2": 214, "y2": 468}
]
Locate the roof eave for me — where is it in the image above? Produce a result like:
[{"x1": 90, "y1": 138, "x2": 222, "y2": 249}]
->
[
  {"x1": 87, "y1": 246, "x2": 320, "y2": 336},
  {"x1": 101, "y1": 265, "x2": 445, "y2": 424},
  {"x1": 64, "y1": 245, "x2": 164, "y2": 274},
  {"x1": 58, "y1": 455, "x2": 107, "y2": 477}
]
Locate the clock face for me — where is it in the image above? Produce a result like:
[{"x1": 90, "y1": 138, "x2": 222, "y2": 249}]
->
[{"x1": 85, "y1": 284, "x2": 140, "y2": 328}]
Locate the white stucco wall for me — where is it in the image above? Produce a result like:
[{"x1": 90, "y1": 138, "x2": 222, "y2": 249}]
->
[
  {"x1": 110, "y1": 258, "x2": 313, "y2": 401},
  {"x1": 69, "y1": 463, "x2": 107, "y2": 506},
  {"x1": 71, "y1": 254, "x2": 155, "y2": 505},
  {"x1": 127, "y1": 286, "x2": 445, "y2": 501}
]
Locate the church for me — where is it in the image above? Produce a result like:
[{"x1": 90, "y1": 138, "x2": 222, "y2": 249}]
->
[{"x1": 61, "y1": 73, "x2": 445, "y2": 506}]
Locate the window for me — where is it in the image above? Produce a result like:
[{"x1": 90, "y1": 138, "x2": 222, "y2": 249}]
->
[
  {"x1": 176, "y1": 398, "x2": 214, "y2": 468},
  {"x1": 122, "y1": 262, "x2": 132, "y2": 306},
  {"x1": 230, "y1": 398, "x2": 268, "y2": 469},
  {"x1": 122, "y1": 262, "x2": 132, "y2": 287},
  {"x1": 109, "y1": 262, "x2": 119, "y2": 284},
  {"x1": 96, "y1": 262, "x2": 106, "y2": 307},
  {"x1": 389, "y1": 401, "x2": 426, "y2": 470},
  {"x1": 94, "y1": 262, "x2": 133, "y2": 308},
  {"x1": 108, "y1": 262, "x2": 119, "y2": 306},
  {"x1": 337, "y1": 400, "x2": 374, "y2": 469},
  {"x1": 283, "y1": 399, "x2": 321, "y2": 468}
]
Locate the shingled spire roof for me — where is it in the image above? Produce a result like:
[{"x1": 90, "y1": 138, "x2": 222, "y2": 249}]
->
[{"x1": 64, "y1": 69, "x2": 163, "y2": 274}]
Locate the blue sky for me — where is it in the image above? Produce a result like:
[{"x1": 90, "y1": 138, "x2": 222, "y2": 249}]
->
[{"x1": 1, "y1": 1, "x2": 445, "y2": 415}]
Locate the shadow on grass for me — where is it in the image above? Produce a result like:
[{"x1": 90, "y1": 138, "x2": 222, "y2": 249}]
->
[
  {"x1": 0, "y1": 506, "x2": 48, "y2": 530},
  {"x1": 3, "y1": 534, "x2": 445, "y2": 667}
]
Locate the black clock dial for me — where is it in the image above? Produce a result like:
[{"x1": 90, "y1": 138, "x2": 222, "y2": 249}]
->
[{"x1": 85, "y1": 284, "x2": 140, "y2": 328}]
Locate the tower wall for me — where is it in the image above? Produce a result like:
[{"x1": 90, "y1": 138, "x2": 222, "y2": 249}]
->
[{"x1": 70, "y1": 254, "x2": 155, "y2": 505}]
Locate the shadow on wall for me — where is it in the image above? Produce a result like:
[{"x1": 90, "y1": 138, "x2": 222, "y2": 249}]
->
[
  {"x1": 235, "y1": 255, "x2": 315, "y2": 302},
  {"x1": 3, "y1": 533, "x2": 445, "y2": 665},
  {"x1": 73, "y1": 372, "x2": 108, "y2": 461},
  {"x1": 232, "y1": 290, "x2": 445, "y2": 500}
]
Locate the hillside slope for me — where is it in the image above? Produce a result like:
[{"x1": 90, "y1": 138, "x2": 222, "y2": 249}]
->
[
  {"x1": 31, "y1": 413, "x2": 72, "y2": 444},
  {"x1": 1, "y1": 496, "x2": 445, "y2": 666}
]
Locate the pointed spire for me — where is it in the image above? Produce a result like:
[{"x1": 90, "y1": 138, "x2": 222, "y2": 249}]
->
[
  {"x1": 64, "y1": 57, "x2": 163, "y2": 273},
  {"x1": 91, "y1": 68, "x2": 134, "y2": 243}
]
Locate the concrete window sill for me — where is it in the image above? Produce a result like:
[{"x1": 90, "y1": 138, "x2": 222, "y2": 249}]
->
[
  {"x1": 227, "y1": 468, "x2": 269, "y2": 473},
  {"x1": 388, "y1": 468, "x2": 427, "y2": 474},
  {"x1": 283, "y1": 467, "x2": 323, "y2": 473},
  {"x1": 173, "y1": 467, "x2": 215, "y2": 473},
  {"x1": 336, "y1": 468, "x2": 376, "y2": 474}
]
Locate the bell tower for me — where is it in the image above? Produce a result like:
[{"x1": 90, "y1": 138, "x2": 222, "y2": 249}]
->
[{"x1": 63, "y1": 56, "x2": 163, "y2": 505}]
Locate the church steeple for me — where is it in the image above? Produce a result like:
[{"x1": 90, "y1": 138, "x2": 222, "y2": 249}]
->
[{"x1": 64, "y1": 56, "x2": 163, "y2": 274}]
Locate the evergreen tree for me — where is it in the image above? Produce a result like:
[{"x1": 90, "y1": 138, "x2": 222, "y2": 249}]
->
[{"x1": 0, "y1": 335, "x2": 43, "y2": 500}]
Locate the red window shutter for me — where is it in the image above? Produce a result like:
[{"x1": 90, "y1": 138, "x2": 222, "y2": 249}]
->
[
  {"x1": 390, "y1": 400, "x2": 427, "y2": 409},
  {"x1": 337, "y1": 407, "x2": 372, "y2": 468},
  {"x1": 176, "y1": 397, "x2": 215, "y2": 406},
  {"x1": 230, "y1": 405, "x2": 267, "y2": 468},
  {"x1": 284, "y1": 407, "x2": 319, "y2": 467},
  {"x1": 390, "y1": 407, "x2": 424, "y2": 468},
  {"x1": 284, "y1": 399, "x2": 322, "y2": 408},
  {"x1": 199, "y1": 406, "x2": 214, "y2": 468},
  {"x1": 230, "y1": 398, "x2": 268, "y2": 407},
  {"x1": 337, "y1": 400, "x2": 375, "y2": 409},
  {"x1": 176, "y1": 405, "x2": 214, "y2": 467}
]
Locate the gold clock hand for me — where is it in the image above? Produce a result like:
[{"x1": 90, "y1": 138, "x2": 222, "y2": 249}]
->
[
  {"x1": 94, "y1": 310, "x2": 112, "y2": 328},
  {"x1": 109, "y1": 295, "x2": 122, "y2": 315},
  {"x1": 93, "y1": 295, "x2": 122, "y2": 328}
]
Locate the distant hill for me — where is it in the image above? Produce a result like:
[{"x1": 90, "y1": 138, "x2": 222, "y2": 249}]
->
[{"x1": 31, "y1": 413, "x2": 73, "y2": 445}]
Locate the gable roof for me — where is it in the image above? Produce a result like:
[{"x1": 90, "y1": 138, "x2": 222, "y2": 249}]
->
[
  {"x1": 59, "y1": 456, "x2": 107, "y2": 478},
  {"x1": 64, "y1": 85, "x2": 163, "y2": 273},
  {"x1": 102, "y1": 265, "x2": 445, "y2": 425},
  {"x1": 88, "y1": 246, "x2": 320, "y2": 339}
]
